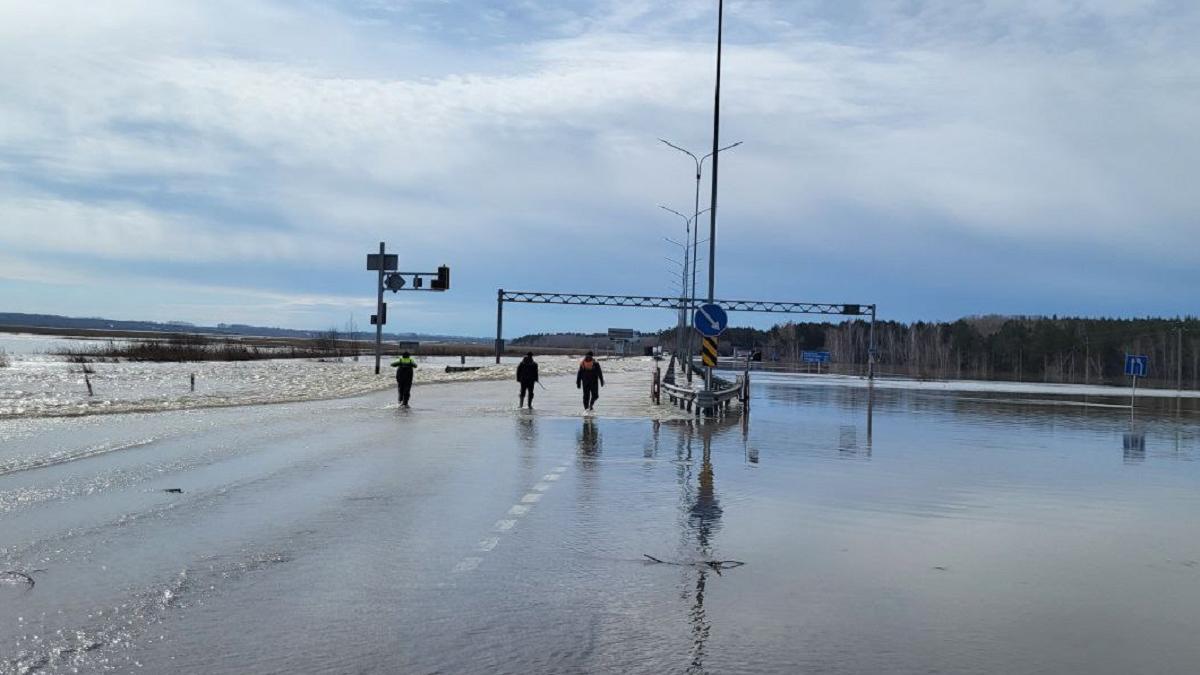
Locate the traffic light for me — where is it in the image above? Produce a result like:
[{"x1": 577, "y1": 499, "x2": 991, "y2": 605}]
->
[
  {"x1": 431, "y1": 265, "x2": 450, "y2": 290},
  {"x1": 370, "y1": 302, "x2": 388, "y2": 325}
]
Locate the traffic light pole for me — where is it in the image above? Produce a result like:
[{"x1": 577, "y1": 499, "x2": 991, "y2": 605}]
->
[
  {"x1": 374, "y1": 241, "x2": 385, "y2": 374},
  {"x1": 366, "y1": 243, "x2": 450, "y2": 375}
]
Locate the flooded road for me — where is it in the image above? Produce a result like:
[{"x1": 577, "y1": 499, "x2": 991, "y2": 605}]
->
[{"x1": 2, "y1": 370, "x2": 1199, "y2": 673}]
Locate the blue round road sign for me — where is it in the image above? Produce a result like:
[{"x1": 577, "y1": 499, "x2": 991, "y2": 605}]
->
[{"x1": 693, "y1": 303, "x2": 728, "y2": 337}]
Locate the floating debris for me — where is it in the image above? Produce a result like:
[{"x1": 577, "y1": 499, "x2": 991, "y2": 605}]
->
[
  {"x1": 643, "y1": 554, "x2": 745, "y2": 575},
  {"x1": 162, "y1": 488, "x2": 183, "y2": 494},
  {"x1": 0, "y1": 570, "x2": 37, "y2": 589}
]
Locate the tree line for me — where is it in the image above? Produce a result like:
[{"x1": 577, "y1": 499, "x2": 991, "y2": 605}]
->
[{"x1": 661, "y1": 316, "x2": 1200, "y2": 389}]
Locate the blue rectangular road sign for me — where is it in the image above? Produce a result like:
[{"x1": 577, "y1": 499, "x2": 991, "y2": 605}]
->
[
  {"x1": 1124, "y1": 354, "x2": 1149, "y2": 377},
  {"x1": 802, "y1": 351, "x2": 831, "y2": 364}
]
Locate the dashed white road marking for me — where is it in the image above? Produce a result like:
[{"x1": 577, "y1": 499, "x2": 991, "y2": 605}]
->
[
  {"x1": 453, "y1": 557, "x2": 483, "y2": 573},
  {"x1": 455, "y1": 461, "x2": 571, "y2": 575}
]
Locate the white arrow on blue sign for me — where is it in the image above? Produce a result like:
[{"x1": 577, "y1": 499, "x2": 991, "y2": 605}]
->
[
  {"x1": 1124, "y1": 354, "x2": 1148, "y2": 377},
  {"x1": 693, "y1": 303, "x2": 728, "y2": 337}
]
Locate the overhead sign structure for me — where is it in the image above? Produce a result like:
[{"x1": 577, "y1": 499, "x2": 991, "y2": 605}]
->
[
  {"x1": 701, "y1": 336, "x2": 719, "y2": 367},
  {"x1": 1124, "y1": 354, "x2": 1149, "y2": 378},
  {"x1": 693, "y1": 303, "x2": 728, "y2": 337}
]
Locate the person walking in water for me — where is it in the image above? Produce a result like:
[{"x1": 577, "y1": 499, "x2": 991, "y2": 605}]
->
[
  {"x1": 517, "y1": 352, "x2": 539, "y2": 409},
  {"x1": 391, "y1": 351, "x2": 418, "y2": 406},
  {"x1": 576, "y1": 351, "x2": 604, "y2": 411}
]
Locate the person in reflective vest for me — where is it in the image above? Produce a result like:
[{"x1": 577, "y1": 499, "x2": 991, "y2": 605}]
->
[
  {"x1": 391, "y1": 352, "x2": 418, "y2": 406},
  {"x1": 576, "y1": 351, "x2": 604, "y2": 411},
  {"x1": 517, "y1": 352, "x2": 539, "y2": 409}
]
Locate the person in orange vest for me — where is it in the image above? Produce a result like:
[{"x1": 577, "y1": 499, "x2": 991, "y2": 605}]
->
[{"x1": 575, "y1": 351, "x2": 604, "y2": 411}]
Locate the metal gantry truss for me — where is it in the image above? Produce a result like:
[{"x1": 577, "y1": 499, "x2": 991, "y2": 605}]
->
[{"x1": 495, "y1": 289, "x2": 877, "y2": 377}]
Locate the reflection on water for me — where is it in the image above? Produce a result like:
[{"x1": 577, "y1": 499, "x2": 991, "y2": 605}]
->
[
  {"x1": 1123, "y1": 431, "x2": 1147, "y2": 463},
  {"x1": 686, "y1": 424, "x2": 723, "y2": 673},
  {"x1": 658, "y1": 418, "x2": 747, "y2": 673},
  {"x1": 577, "y1": 418, "x2": 601, "y2": 458},
  {"x1": 459, "y1": 376, "x2": 1200, "y2": 674}
]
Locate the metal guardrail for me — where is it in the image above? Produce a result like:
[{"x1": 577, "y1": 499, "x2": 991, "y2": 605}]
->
[{"x1": 654, "y1": 361, "x2": 748, "y2": 416}]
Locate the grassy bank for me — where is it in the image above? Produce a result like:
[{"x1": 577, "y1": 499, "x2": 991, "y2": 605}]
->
[{"x1": 56, "y1": 335, "x2": 347, "y2": 363}]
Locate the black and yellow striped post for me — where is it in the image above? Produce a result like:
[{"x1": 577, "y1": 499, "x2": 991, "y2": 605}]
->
[{"x1": 701, "y1": 337, "x2": 719, "y2": 367}]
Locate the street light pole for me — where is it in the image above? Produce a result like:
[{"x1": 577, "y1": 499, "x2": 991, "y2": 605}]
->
[
  {"x1": 659, "y1": 206, "x2": 716, "y2": 376},
  {"x1": 659, "y1": 140, "x2": 740, "y2": 379},
  {"x1": 658, "y1": 141, "x2": 740, "y2": 307},
  {"x1": 659, "y1": 206, "x2": 693, "y2": 365}
]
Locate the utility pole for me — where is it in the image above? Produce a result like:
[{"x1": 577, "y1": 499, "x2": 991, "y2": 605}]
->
[
  {"x1": 703, "y1": 0, "x2": 725, "y2": 394},
  {"x1": 707, "y1": 0, "x2": 724, "y2": 305}
]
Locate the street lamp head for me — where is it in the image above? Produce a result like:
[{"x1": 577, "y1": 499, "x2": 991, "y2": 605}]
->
[{"x1": 658, "y1": 138, "x2": 700, "y2": 163}]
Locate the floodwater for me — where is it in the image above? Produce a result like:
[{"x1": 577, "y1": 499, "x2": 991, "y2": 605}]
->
[
  {"x1": 2, "y1": 369, "x2": 1199, "y2": 674},
  {"x1": 0, "y1": 333, "x2": 648, "y2": 418}
]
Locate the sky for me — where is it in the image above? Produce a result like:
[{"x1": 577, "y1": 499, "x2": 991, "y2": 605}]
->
[{"x1": 1, "y1": 0, "x2": 1197, "y2": 338}]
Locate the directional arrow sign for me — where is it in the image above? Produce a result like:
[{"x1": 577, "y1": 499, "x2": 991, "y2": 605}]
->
[{"x1": 693, "y1": 303, "x2": 728, "y2": 337}]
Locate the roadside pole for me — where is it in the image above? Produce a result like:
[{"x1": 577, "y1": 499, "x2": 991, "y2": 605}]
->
[
  {"x1": 374, "y1": 241, "x2": 385, "y2": 374},
  {"x1": 705, "y1": 0, "x2": 725, "y2": 392},
  {"x1": 1130, "y1": 372, "x2": 1138, "y2": 422},
  {"x1": 496, "y1": 289, "x2": 505, "y2": 364},
  {"x1": 868, "y1": 305, "x2": 877, "y2": 381},
  {"x1": 1125, "y1": 354, "x2": 1148, "y2": 422}
]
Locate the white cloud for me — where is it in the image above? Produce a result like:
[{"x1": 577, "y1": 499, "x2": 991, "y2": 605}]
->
[{"x1": 0, "y1": 0, "x2": 1197, "y2": 328}]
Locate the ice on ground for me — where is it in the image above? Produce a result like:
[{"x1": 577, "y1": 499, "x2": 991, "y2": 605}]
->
[{"x1": 0, "y1": 349, "x2": 657, "y2": 419}]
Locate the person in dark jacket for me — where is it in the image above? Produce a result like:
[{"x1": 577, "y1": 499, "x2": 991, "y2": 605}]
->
[
  {"x1": 516, "y1": 352, "x2": 539, "y2": 408},
  {"x1": 391, "y1": 351, "x2": 418, "y2": 406},
  {"x1": 576, "y1": 351, "x2": 604, "y2": 411}
]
